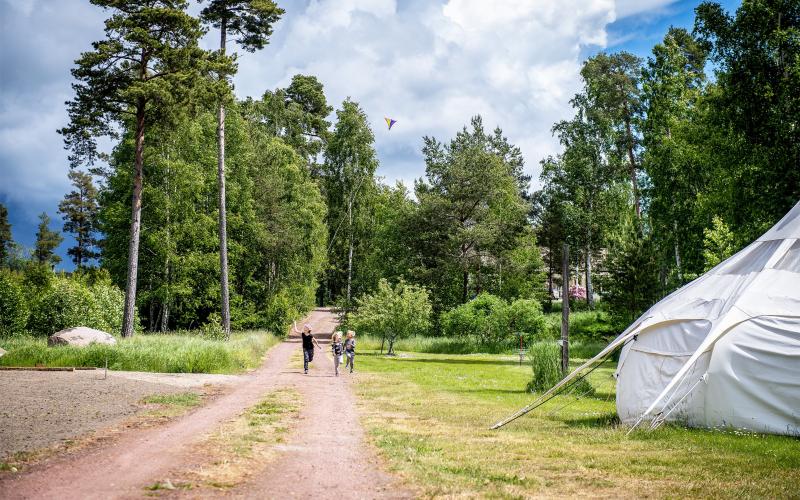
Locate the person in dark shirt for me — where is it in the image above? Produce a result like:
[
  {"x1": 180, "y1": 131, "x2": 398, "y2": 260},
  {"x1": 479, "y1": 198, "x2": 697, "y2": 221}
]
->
[{"x1": 294, "y1": 322, "x2": 321, "y2": 374}]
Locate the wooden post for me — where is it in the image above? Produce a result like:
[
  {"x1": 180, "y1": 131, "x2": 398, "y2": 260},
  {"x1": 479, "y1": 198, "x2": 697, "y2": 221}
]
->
[{"x1": 561, "y1": 243, "x2": 570, "y2": 374}]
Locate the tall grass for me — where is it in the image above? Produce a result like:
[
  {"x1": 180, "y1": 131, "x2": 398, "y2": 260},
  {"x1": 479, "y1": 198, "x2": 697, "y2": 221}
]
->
[
  {"x1": 526, "y1": 341, "x2": 561, "y2": 392},
  {"x1": 355, "y1": 334, "x2": 608, "y2": 358},
  {"x1": 0, "y1": 331, "x2": 278, "y2": 374}
]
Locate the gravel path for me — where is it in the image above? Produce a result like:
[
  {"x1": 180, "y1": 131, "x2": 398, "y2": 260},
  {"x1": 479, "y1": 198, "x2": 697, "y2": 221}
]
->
[
  {"x1": 238, "y1": 312, "x2": 410, "y2": 499},
  {"x1": 0, "y1": 309, "x2": 409, "y2": 499}
]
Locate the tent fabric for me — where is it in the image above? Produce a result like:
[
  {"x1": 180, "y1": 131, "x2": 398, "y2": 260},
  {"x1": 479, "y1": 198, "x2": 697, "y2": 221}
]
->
[{"x1": 614, "y1": 201, "x2": 800, "y2": 436}]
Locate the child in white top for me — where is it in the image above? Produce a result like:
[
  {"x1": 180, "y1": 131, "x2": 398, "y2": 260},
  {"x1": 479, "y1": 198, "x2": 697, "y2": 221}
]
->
[{"x1": 331, "y1": 331, "x2": 344, "y2": 377}]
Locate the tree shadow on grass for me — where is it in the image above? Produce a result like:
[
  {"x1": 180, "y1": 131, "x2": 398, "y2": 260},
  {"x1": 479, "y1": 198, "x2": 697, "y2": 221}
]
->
[
  {"x1": 453, "y1": 388, "x2": 530, "y2": 395},
  {"x1": 557, "y1": 413, "x2": 620, "y2": 428},
  {"x1": 359, "y1": 353, "x2": 523, "y2": 367}
]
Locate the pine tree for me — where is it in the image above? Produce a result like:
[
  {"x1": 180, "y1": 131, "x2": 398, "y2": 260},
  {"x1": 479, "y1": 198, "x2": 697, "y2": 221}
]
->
[
  {"x1": 34, "y1": 212, "x2": 63, "y2": 268},
  {"x1": 199, "y1": 0, "x2": 284, "y2": 337},
  {"x1": 59, "y1": 0, "x2": 231, "y2": 337},
  {"x1": 59, "y1": 169, "x2": 100, "y2": 269},
  {"x1": 0, "y1": 203, "x2": 12, "y2": 267}
]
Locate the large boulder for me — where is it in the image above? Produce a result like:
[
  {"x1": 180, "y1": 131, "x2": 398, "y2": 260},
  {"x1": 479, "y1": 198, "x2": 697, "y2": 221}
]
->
[{"x1": 48, "y1": 327, "x2": 117, "y2": 347}]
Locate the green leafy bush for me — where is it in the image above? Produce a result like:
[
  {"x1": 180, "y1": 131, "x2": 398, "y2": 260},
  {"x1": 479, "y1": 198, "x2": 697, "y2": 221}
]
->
[
  {"x1": 21, "y1": 263, "x2": 53, "y2": 303},
  {"x1": 90, "y1": 281, "x2": 125, "y2": 333},
  {"x1": 569, "y1": 311, "x2": 616, "y2": 340},
  {"x1": 200, "y1": 312, "x2": 225, "y2": 340},
  {"x1": 506, "y1": 298, "x2": 547, "y2": 340},
  {"x1": 350, "y1": 279, "x2": 432, "y2": 355},
  {"x1": 27, "y1": 277, "x2": 98, "y2": 336},
  {"x1": 526, "y1": 341, "x2": 562, "y2": 392},
  {"x1": 442, "y1": 293, "x2": 508, "y2": 343},
  {"x1": 0, "y1": 272, "x2": 28, "y2": 337}
]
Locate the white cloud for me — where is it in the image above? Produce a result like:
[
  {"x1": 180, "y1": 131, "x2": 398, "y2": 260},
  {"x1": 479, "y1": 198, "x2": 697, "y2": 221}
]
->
[
  {"x1": 0, "y1": 0, "x2": 683, "y2": 232},
  {"x1": 232, "y1": 0, "x2": 633, "y2": 190}
]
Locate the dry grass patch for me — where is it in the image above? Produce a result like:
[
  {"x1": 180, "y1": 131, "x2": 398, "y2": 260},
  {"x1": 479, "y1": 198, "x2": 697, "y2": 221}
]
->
[{"x1": 148, "y1": 388, "x2": 300, "y2": 494}]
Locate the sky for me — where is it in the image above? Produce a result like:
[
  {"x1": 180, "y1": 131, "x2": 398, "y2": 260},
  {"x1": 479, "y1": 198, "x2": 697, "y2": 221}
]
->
[{"x1": 0, "y1": 0, "x2": 740, "y2": 270}]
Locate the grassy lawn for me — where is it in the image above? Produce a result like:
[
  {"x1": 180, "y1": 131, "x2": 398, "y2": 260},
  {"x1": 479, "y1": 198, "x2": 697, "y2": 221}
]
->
[
  {"x1": 0, "y1": 331, "x2": 279, "y2": 374},
  {"x1": 353, "y1": 349, "x2": 800, "y2": 498}
]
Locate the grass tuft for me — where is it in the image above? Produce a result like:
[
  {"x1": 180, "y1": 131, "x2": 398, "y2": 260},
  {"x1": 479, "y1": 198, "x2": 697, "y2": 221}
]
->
[{"x1": 142, "y1": 392, "x2": 202, "y2": 407}]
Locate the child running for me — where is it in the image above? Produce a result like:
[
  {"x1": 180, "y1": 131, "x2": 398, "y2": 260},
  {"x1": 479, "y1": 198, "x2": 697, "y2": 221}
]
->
[
  {"x1": 294, "y1": 321, "x2": 321, "y2": 374},
  {"x1": 331, "y1": 331, "x2": 344, "y2": 376},
  {"x1": 344, "y1": 330, "x2": 356, "y2": 374}
]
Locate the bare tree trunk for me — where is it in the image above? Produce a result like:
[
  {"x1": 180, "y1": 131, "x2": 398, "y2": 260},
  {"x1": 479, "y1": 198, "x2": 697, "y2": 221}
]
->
[
  {"x1": 122, "y1": 99, "x2": 146, "y2": 338},
  {"x1": 585, "y1": 243, "x2": 594, "y2": 309},
  {"x1": 561, "y1": 243, "x2": 570, "y2": 374},
  {"x1": 585, "y1": 199, "x2": 594, "y2": 308},
  {"x1": 547, "y1": 245, "x2": 553, "y2": 308},
  {"x1": 217, "y1": 22, "x2": 231, "y2": 338},
  {"x1": 346, "y1": 194, "x2": 354, "y2": 309},
  {"x1": 624, "y1": 112, "x2": 640, "y2": 218},
  {"x1": 673, "y1": 220, "x2": 682, "y2": 283},
  {"x1": 498, "y1": 261, "x2": 502, "y2": 295},
  {"x1": 462, "y1": 269, "x2": 469, "y2": 303}
]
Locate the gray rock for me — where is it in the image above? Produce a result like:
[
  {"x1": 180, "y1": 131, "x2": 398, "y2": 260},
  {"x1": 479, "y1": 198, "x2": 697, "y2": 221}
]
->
[
  {"x1": 48, "y1": 327, "x2": 117, "y2": 347},
  {"x1": 0, "y1": 347, "x2": 6, "y2": 357}
]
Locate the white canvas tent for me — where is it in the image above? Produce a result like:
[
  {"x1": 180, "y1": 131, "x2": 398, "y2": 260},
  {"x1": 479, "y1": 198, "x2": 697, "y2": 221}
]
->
[{"x1": 493, "y1": 201, "x2": 800, "y2": 436}]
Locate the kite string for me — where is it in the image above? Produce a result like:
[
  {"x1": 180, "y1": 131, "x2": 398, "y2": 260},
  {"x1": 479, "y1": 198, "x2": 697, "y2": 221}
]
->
[{"x1": 326, "y1": 173, "x2": 368, "y2": 254}]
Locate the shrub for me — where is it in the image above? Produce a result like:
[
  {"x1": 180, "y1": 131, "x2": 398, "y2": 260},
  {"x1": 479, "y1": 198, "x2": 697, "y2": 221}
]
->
[
  {"x1": 200, "y1": 312, "x2": 225, "y2": 340},
  {"x1": 569, "y1": 311, "x2": 616, "y2": 340},
  {"x1": 506, "y1": 298, "x2": 547, "y2": 341},
  {"x1": 526, "y1": 341, "x2": 562, "y2": 393},
  {"x1": 0, "y1": 272, "x2": 29, "y2": 337},
  {"x1": 21, "y1": 263, "x2": 53, "y2": 301},
  {"x1": 90, "y1": 281, "x2": 125, "y2": 333},
  {"x1": 350, "y1": 279, "x2": 432, "y2": 355},
  {"x1": 27, "y1": 277, "x2": 98, "y2": 336},
  {"x1": 442, "y1": 293, "x2": 508, "y2": 344}
]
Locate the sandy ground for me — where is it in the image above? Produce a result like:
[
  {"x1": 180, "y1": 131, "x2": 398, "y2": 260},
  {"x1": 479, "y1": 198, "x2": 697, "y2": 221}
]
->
[
  {"x1": 0, "y1": 309, "x2": 409, "y2": 499},
  {"x1": 0, "y1": 369, "x2": 226, "y2": 458}
]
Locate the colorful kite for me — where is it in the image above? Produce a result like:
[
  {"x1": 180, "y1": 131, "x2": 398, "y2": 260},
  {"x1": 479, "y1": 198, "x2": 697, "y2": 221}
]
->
[{"x1": 384, "y1": 117, "x2": 397, "y2": 130}]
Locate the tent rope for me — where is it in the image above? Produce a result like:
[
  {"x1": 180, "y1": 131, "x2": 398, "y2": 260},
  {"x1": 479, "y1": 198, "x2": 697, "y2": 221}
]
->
[
  {"x1": 490, "y1": 349, "x2": 616, "y2": 429},
  {"x1": 649, "y1": 376, "x2": 705, "y2": 430}
]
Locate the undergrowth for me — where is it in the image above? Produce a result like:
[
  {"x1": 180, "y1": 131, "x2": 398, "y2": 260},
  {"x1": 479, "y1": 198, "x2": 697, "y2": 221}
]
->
[{"x1": 0, "y1": 331, "x2": 278, "y2": 373}]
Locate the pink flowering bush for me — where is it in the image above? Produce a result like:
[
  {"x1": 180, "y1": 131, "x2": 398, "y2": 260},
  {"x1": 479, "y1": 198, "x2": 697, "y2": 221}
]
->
[{"x1": 569, "y1": 285, "x2": 587, "y2": 300}]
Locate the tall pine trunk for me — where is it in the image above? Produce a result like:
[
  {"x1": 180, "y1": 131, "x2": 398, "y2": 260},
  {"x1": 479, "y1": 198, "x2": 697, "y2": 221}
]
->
[
  {"x1": 585, "y1": 199, "x2": 594, "y2": 308},
  {"x1": 560, "y1": 243, "x2": 570, "y2": 374},
  {"x1": 122, "y1": 99, "x2": 145, "y2": 337},
  {"x1": 346, "y1": 194, "x2": 354, "y2": 308},
  {"x1": 585, "y1": 244, "x2": 594, "y2": 309},
  {"x1": 462, "y1": 269, "x2": 469, "y2": 303},
  {"x1": 673, "y1": 220, "x2": 682, "y2": 283},
  {"x1": 217, "y1": 21, "x2": 231, "y2": 338}
]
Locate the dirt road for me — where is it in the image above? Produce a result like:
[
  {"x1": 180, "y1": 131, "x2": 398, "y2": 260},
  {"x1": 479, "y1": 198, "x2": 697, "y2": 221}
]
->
[{"x1": 0, "y1": 309, "x2": 409, "y2": 499}]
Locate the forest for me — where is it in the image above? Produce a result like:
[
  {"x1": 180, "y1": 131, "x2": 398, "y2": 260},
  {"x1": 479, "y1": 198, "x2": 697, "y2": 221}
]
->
[{"x1": 0, "y1": 0, "x2": 798, "y2": 350}]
